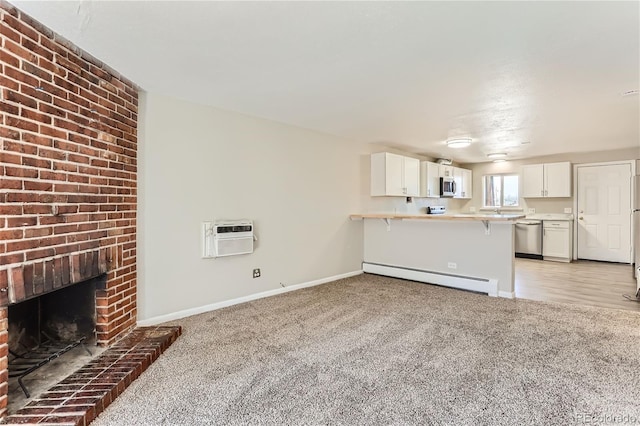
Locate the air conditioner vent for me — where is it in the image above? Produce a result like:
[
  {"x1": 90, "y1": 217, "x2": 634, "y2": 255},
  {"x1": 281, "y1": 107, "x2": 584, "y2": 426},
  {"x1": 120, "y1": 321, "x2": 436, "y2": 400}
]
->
[{"x1": 203, "y1": 220, "x2": 254, "y2": 258}]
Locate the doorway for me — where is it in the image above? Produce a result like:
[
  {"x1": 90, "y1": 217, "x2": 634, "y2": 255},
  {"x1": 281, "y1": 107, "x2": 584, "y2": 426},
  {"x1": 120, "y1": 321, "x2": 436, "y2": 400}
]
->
[{"x1": 575, "y1": 162, "x2": 633, "y2": 263}]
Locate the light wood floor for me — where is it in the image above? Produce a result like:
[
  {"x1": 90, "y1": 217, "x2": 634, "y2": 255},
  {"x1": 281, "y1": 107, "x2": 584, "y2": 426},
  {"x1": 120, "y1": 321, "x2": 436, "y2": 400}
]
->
[{"x1": 515, "y1": 258, "x2": 640, "y2": 312}]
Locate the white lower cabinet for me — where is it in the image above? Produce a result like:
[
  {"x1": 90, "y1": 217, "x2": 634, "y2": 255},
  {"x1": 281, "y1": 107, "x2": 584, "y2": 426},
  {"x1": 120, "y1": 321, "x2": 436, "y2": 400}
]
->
[{"x1": 543, "y1": 220, "x2": 572, "y2": 262}]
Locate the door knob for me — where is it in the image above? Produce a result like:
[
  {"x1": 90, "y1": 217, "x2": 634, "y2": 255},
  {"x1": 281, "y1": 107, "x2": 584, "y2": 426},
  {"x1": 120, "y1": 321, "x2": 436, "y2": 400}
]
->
[{"x1": 579, "y1": 217, "x2": 584, "y2": 220}]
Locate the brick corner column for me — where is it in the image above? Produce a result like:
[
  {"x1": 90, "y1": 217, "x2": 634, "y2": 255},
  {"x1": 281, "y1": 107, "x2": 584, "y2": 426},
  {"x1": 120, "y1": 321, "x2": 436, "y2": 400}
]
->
[{"x1": 0, "y1": 307, "x2": 9, "y2": 418}]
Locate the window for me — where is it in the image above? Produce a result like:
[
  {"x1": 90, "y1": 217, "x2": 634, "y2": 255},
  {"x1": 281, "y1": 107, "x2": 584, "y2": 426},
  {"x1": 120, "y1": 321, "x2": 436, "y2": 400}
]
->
[{"x1": 483, "y1": 174, "x2": 519, "y2": 207}]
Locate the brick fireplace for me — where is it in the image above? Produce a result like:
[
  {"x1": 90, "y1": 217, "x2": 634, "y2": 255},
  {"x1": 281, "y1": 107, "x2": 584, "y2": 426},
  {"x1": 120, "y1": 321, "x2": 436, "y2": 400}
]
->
[{"x1": 1, "y1": 1, "x2": 138, "y2": 417}]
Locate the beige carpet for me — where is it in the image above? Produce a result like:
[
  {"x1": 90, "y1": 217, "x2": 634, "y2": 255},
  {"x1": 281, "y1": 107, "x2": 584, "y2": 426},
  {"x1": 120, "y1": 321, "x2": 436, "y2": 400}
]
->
[{"x1": 92, "y1": 273, "x2": 640, "y2": 425}]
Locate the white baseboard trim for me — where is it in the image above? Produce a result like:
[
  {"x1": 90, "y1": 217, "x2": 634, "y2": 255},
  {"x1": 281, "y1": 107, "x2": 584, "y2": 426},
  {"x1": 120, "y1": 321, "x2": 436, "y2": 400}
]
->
[
  {"x1": 363, "y1": 262, "x2": 501, "y2": 297},
  {"x1": 498, "y1": 290, "x2": 515, "y2": 299},
  {"x1": 137, "y1": 270, "x2": 363, "y2": 326}
]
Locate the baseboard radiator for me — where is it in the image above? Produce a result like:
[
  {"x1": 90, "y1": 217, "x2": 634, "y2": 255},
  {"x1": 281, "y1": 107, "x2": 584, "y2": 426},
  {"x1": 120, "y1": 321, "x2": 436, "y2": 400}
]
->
[{"x1": 362, "y1": 262, "x2": 499, "y2": 297}]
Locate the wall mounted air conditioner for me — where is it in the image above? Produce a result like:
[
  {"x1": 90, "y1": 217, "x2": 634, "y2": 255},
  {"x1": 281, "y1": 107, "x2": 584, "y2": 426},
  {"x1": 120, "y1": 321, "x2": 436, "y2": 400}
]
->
[{"x1": 202, "y1": 220, "x2": 254, "y2": 258}]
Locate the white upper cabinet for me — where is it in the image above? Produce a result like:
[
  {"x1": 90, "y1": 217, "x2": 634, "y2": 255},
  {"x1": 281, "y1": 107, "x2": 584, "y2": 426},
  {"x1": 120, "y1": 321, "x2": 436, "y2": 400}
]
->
[
  {"x1": 371, "y1": 152, "x2": 420, "y2": 196},
  {"x1": 453, "y1": 167, "x2": 473, "y2": 199},
  {"x1": 544, "y1": 162, "x2": 572, "y2": 197},
  {"x1": 439, "y1": 164, "x2": 454, "y2": 178},
  {"x1": 522, "y1": 164, "x2": 544, "y2": 198},
  {"x1": 463, "y1": 169, "x2": 473, "y2": 199},
  {"x1": 419, "y1": 163, "x2": 472, "y2": 199},
  {"x1": 420, "y1": 161, "x2": 441, "y2": 198},
  {"x1": 522, "y1": 162, "x2": 571, "y2": 198},
  {"x1": 403, "y1": 156, "x2": 420, "y2": 196}
]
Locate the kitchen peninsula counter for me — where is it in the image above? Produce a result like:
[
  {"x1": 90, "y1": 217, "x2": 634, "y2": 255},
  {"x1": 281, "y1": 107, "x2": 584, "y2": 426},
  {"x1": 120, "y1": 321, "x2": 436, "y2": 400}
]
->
[
  {"x1": 353, "y1": 212, "x2": 522, "y2": 298},
  {"x1": 350, "y1": 213, "x2": 525, "y2": 222}
]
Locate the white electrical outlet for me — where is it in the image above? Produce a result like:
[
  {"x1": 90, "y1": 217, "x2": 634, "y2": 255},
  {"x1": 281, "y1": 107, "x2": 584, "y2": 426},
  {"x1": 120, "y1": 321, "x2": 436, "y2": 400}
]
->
[
  {"x1": 469, "y1": 207, "x2": 476, "y2": 213},
  {"x1": 447, "y1": 262, "x2": 457, "y2": 269},
  {"x1": 564, "y1": 207, "x2": 572, "y2": 213},
  {"x1": 528, "y1": 208, "x2": 535, "y2": 214}
]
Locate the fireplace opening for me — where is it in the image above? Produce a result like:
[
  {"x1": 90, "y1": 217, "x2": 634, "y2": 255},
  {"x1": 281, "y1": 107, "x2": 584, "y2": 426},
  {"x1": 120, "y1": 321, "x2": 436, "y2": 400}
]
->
[{"x1": 7, "y1": 274, "x2": 107, "y2": 413}]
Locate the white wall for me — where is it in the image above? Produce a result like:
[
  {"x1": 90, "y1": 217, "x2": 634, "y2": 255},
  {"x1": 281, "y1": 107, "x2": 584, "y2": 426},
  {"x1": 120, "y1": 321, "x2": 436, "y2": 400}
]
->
[{"x1": 138, "y1": 93, "x2": 368, "y2": 321}]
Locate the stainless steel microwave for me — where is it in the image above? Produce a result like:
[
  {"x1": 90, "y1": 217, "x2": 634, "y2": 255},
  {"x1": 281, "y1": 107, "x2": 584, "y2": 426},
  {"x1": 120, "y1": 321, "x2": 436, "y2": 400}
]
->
[{"x1": 440, "y1": 177, "x2": 456, "y2": 197}]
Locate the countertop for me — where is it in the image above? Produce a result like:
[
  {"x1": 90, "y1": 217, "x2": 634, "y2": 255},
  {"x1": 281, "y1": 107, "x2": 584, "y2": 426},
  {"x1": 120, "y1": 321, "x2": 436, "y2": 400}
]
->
[
  {"x1": 525, "y1": 213, "x2": 574, "y2": 221},
  {"x1": 350, "y1": 213, "x2": 526, "y2": 222}
]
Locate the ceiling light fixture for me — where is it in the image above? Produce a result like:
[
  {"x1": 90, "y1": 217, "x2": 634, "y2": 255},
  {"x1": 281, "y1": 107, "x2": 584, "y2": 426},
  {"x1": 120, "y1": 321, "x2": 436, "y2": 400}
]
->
[
  {"x1": 487, "y1": 153, "x2": 507, "y2": 159},
  {"x1": 446, "y1": 138, "x2": 472, "y2": 149},
  {"x1": 493, "y1": 159, "x2": 507, "y2": 163}
]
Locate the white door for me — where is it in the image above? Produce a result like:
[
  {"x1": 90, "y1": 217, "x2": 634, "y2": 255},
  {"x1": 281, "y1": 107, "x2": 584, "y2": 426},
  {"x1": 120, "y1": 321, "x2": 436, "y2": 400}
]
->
[{"x1": 577, "y1": 163, "x2": 632, "y2": 263}]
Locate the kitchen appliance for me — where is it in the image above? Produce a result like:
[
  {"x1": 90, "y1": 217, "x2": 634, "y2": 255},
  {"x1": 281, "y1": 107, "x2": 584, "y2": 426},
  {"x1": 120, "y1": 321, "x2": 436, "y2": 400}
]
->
[
  {"x1": 515, "y1": 219, "x2": 543, "y2": 259},
  {"x1": 634, "y1": 175, "x2": 640, "y2": 296},
  {"x1": 440, "y1": 176, "x2": 456, "y2": 197},
  {"x1": 426, "y1": 206, "x2": 446, "y2": 215}
]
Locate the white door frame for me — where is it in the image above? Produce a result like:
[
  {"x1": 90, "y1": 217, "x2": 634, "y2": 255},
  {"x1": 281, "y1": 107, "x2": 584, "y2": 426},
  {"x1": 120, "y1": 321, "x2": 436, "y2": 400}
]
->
[{"x1": 572, "y1": 160, "x2": 636, "y2": 261}]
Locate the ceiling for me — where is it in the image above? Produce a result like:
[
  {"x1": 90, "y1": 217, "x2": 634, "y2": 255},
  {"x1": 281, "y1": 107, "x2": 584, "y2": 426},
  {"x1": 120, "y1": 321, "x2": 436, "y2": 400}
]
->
[{"x1": 11, "y1": 1, "x2": 640, "y2": 163}]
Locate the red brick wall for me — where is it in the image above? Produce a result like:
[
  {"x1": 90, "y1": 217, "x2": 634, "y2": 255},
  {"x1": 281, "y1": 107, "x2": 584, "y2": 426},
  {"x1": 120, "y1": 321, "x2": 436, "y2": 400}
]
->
[{"x1": 0, "y1": 1, "x2": 138, "y2": 416}]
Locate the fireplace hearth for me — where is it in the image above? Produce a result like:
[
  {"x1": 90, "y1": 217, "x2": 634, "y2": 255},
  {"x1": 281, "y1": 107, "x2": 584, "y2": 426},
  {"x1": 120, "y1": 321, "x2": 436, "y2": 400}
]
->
[{"x1": 3, "y1": 326, "x2": 181, "y2": 425}]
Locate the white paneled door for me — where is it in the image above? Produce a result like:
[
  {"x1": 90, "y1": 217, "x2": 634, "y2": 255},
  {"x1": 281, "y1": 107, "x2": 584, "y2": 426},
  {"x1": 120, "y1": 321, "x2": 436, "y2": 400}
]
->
[{"x1": 577, "y1": 163, "x2": 632, "y2": 263}]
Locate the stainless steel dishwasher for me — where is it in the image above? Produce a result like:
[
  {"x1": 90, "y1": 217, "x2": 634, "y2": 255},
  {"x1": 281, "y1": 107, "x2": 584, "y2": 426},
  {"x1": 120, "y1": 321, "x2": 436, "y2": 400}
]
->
[{"x1": 515, "y1": 220, "x2": 543, "y2": 259}]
